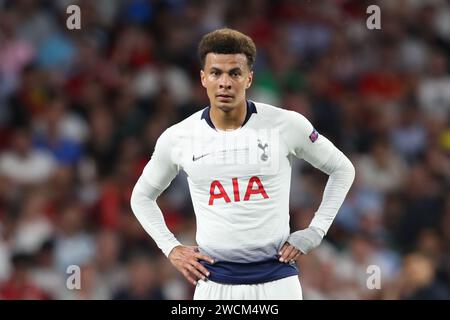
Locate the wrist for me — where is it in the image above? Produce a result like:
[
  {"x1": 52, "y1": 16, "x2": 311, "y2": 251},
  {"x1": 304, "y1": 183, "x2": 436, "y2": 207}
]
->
[{"x1": 287, "y1": 226, "x2": 324, "y2": 254}]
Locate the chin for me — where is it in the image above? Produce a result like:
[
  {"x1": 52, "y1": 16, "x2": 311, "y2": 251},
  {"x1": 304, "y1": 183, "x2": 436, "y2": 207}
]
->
[{"x1": 216, "y1": 102, "x2": 235, "y2": 113}]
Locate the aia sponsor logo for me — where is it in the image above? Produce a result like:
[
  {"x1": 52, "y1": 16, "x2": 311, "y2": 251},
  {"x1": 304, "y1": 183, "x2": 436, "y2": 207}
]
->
[{"x1": 209, "y1": 176, "x2": 269, "y2": 205}]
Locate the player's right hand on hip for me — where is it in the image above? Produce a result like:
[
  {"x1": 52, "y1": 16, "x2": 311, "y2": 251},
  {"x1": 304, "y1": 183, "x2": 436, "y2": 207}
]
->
[{"x1": 168, "y1": 245, "x2": 215, "y2": 286}]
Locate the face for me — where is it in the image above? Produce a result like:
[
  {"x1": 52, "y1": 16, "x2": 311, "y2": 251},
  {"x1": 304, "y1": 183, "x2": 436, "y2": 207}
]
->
[{"x1": 201, "y1": 53, "x2": 253, "y2": 112}]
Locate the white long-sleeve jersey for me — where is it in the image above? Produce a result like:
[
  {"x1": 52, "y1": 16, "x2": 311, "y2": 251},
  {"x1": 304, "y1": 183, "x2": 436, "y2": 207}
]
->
[{"x1": 131, "y1": 101, "x2": 355, "y2": 265}]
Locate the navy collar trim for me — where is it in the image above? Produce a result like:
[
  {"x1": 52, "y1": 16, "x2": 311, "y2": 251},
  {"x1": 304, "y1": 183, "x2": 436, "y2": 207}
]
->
[{"x1": 201, "y1": 100, "x2": 257, "y2": 130}]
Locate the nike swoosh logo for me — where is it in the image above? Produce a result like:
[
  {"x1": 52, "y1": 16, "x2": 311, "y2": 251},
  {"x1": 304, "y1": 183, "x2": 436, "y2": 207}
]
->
[{"x1": 192, "y1": 153, "x2": 210, "y2": 161}]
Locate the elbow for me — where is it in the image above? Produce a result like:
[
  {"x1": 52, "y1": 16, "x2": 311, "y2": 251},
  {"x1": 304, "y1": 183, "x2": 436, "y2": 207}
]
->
[
  {"x1": 130, "y1": 185, "x2": 139, "y2": 215},
  {"x1": 331, "y1": 155, "x2": 355, "y2": 185},
  {"x1": 343, "y1": 157, "x2": 356, "y2": 185},
  {"x1": 350, "y1": 163, "x2": 356, "y2": 185},
  {"x1": 130, "y1": 180, "x2": 146, "y2": 216},
  {"x1": 130, "y1": 177, "x2": 162, "y2": 215}
]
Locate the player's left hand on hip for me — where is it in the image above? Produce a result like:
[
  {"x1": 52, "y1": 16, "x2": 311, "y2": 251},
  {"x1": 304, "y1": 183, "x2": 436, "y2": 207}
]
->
[
  {"x1": 278, "y1": 242, "x2": 301, "y2": 264},
  {"x1": 286, "y1": 226, "x2": 324, "y2": 255}
]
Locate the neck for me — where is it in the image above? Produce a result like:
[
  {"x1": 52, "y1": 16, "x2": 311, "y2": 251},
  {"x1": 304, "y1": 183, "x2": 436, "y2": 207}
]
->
[{"x1": 210, "y1": 100, "x2": 247, "y2": 130}]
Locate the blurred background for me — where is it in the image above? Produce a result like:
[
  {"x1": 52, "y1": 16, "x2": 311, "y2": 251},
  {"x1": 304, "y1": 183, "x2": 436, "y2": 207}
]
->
[{"x1": 0, "y1": 0, "x2": 449, "y2": 300}]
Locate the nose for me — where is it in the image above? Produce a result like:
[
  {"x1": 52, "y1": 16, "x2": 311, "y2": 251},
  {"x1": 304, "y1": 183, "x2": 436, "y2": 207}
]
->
[{"x1": 218, "y1": 74, "x2": 232, "y2": 90}]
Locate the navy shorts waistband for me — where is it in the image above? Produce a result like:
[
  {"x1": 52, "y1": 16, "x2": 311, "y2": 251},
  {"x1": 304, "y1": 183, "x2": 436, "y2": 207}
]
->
[{"x1": 200, "y1": 258, "x2": 299, "y2": 285}]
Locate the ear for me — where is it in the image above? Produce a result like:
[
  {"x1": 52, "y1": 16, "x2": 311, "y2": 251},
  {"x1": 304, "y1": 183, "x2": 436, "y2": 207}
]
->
[
  {"x1": 200, "y1": 70, "x2": 206, "y2": 88},
  {"x1": 246, "y1": 70, "x2": 253, "y2": 89}
]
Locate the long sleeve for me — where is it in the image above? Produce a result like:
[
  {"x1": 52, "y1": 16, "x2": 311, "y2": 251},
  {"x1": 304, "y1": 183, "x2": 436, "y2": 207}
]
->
[
  {"x1": 284, "y1": 110, "x2": 355, "y2": 235},
  {"x1": 130, "y1": 176, "x2": 181, "y2": 257},
  {"x1": 130, "y1": 128, "x2": 182, "y2": 257},
  {"x1": 306, "y1": 146, "x2": 355, "y2": 235}
]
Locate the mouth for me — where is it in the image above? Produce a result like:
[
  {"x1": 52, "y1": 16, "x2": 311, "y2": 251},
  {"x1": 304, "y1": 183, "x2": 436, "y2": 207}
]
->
[{"x1": 216, "y1": 94, "x2": 234, "y2": 101}]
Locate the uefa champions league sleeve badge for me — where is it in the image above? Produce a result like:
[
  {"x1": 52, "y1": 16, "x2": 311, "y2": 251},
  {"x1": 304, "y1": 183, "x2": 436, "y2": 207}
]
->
[{"x1": 309, "y1": 129, "x2": 319, "y2": 143}]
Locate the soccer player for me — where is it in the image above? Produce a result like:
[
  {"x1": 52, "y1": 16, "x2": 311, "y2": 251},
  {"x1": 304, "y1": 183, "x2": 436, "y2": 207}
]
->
[{"x1": 130, "y1": 28, "x2": 355, "y2": 300}]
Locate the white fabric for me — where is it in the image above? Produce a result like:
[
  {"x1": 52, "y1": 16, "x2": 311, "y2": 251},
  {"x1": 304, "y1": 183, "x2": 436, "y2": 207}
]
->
[
  {"x1": 193, "y1": 275, "x2": 302, "y2": 300},
  {"x1": 131, "y1": 102, "x2": 354, "y2": 262},
  {"x1": 287, "y1": 226, "x2": 323, "y2": 254},
  {"x1": 130, "y1": 176, "x2": 182, "y2": 257},
  {"x1": 305, "y1": 143, "x2": 356, "y2": 235}
]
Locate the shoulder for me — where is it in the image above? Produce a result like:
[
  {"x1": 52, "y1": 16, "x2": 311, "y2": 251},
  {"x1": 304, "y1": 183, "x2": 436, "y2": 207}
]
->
[
  {"x1": 252, "y1": 101, "x2": 312, "y2": 130},
  {"x1": 252, "y1": 101, "x2": 317, "y2": 154},
  {"x1": 168, "y1": 108, "x2": 204, "y2": 131},
  {"x1": 253, "y1": 101, "x2": 287, "y2": 118},
  {"x1": 158, "y1": 108, "x2": 205, "y2": 142}
]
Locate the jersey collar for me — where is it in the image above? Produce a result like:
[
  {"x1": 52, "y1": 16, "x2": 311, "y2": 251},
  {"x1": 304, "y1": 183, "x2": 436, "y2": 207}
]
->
[{"x1": 201, "y1": 100, "x2": 257, "y2": 130}]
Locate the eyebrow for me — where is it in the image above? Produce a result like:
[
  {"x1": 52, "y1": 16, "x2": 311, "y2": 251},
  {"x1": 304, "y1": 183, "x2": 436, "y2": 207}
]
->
[{"x1": 209, "y1": 67, "x2": 242, "y2": 73}]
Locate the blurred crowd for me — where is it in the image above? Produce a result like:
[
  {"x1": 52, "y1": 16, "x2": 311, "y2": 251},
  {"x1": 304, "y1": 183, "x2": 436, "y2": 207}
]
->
[{"x1": 0, "y1": 0, "x2": 449, "y2": 300}]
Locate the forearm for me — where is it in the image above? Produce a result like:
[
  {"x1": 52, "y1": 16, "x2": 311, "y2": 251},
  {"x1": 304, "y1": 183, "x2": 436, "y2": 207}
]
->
[
  {"x1": 309, "y1": 150, "x2": 355, "y2": 234},
  {"x1": 289, "y1": 148, "x2": 355, "y2": 254},
  {"x1": 130, "y1": 176, "x2": 181, "y2": 257}
]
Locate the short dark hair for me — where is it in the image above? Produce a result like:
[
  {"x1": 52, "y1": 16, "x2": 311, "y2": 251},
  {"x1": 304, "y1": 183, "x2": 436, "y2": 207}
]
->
[{"x1": 198, "y1": 28, "x2": 257, "y2": 70}]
